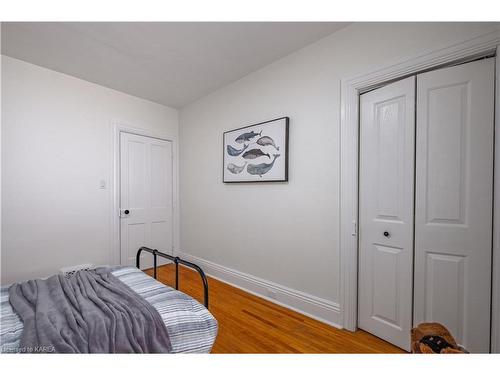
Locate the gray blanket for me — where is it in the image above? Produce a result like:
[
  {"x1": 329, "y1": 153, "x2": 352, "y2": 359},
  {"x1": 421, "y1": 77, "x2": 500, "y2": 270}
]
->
[{"x1": 8, "y1": 268, "x2": 172, "y2": 353}]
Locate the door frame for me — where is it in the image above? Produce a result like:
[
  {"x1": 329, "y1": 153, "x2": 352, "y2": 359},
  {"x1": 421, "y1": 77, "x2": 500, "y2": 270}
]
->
[
  {"x1": 339, "y1": 29, "x2": 500, "y2": 352},
  {"x1": 111, "y1": 123, "x2": 179, "y2": 266}
]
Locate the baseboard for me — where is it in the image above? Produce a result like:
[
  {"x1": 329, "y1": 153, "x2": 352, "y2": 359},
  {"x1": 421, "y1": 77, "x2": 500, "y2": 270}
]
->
[{"x1": 177, "y1": 251, "x2": 342, "y2": 329}]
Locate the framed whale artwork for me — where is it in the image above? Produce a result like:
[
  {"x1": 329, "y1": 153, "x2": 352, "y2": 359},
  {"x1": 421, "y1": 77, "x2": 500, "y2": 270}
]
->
[{"x1": 223, "y1": 117, "x2": 289, "y2": 183}]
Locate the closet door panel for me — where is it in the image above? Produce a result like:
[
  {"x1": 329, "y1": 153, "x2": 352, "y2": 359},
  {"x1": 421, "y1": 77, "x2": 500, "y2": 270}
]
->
[
  {"x1": 358, "y1": 76, "x2": 415, "y2": 351},
  {"x1": 414, "y1": 58, "x2": 494, "y2": 353}
]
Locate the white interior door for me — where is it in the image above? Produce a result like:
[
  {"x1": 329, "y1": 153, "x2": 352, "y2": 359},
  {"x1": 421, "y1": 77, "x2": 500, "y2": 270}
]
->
[
  {"x1": 414, "y1": 58, "x2": 494, "y2": 353},
  {"x1": 120, "y1": 132, "x2": 173, "y2": 268},
  {"x1": 358, "y1": 76, "x2": 416, "y2": 351}
]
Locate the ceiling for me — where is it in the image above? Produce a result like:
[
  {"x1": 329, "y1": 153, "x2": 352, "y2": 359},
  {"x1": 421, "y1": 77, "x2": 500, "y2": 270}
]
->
[{"x1": 1, "y1": 22, "x2": 349, "y2": 108}]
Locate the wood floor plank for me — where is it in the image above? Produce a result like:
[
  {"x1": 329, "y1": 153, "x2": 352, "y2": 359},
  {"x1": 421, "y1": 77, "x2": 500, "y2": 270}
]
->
[{"x1": 145, "y1": 264, "x2": 405, "y2": 354}]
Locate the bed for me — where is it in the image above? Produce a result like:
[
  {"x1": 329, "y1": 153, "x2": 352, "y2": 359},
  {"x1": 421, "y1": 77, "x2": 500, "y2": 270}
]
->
[{"x1": 0, "y1": 248, "x2": 218, "y2": 353}]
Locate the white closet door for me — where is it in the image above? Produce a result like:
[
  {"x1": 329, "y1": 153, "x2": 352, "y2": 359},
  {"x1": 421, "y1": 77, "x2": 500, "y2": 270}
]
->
[
  {"x1": 358, "y1": 76, "x2": 416, "y2": 351},
  {"x1": 414, "y1": 58, "x2": 494, "y2": 353},
  {"x1": 120, "y1": 132, "x2": 173, "y2": 268}
]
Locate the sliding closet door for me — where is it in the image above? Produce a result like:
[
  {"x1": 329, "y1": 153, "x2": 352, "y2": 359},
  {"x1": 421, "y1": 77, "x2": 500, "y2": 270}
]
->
[
  {"x1": 414, "y1": 58, "x2": 494, "y2": 353},
  {"x1": 358, "y1": 76, "x2": 416, "y2": 351}
]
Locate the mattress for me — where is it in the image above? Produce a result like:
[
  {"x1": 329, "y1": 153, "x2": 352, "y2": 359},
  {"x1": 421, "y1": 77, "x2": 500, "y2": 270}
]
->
[{"x1": 0, "y1": 266, "x2": 218, "y2": 353}]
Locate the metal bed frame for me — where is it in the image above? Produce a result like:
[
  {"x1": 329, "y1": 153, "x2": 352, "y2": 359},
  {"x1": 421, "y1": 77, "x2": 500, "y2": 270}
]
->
[{"x1": 136, "y1": 246, "x2": 209, "y2": 308}]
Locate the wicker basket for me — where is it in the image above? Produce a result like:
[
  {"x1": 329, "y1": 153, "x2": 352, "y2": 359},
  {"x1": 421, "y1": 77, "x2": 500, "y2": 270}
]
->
[{"x1": 411, "y1": 323, "x2": 468, "y2": 353}]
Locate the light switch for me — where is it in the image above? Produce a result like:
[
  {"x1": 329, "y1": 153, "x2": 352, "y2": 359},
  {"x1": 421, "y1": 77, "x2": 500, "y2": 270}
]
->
[{"x1": 99, "y1": 180, "x2": 106, "y2": 189}]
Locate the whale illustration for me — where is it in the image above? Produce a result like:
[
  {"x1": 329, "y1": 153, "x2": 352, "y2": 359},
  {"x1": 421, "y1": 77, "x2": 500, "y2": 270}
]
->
[
  {"x1": 256, "y1": 136, "x2": 279, "y2": 151},
  {"x1": 227, "y1": 162, "x2": 247, "y2": 174},
  {"x1": 242, "y1": 148, "x2": 270, "y2": 159},
  {"x1": 247, "y1": 154, "x2": 280, "y2": 177},
  {"x1": 227, "y1": 143, "x2": 249, "y2": 157},
  {"x1": 235, "y1": 130, "x2": 262, "y2": 144}
]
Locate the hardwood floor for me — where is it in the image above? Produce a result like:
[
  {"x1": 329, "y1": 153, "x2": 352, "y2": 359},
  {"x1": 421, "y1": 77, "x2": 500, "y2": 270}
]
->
[{"x1": 145, "y1": 264, "x2": 404, "y2": 353}]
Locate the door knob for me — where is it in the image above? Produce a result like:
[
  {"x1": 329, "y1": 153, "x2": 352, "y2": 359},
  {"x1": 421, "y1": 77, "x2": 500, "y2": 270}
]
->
[
  {"x1": 383, "y1": 231, "x2": 390, "y2": 237},
  {"x1": 124, "y1": 209, "x2": 130, "y2": 215}
]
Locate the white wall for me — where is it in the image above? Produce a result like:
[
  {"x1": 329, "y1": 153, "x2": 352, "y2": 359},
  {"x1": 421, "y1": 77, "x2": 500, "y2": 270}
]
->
[
  {"x1": 179, "y1": 22, "x2": 500, "y2": 324},
  {"x1": 1, "y1": 56, "x2": 179, "y2": 284}
]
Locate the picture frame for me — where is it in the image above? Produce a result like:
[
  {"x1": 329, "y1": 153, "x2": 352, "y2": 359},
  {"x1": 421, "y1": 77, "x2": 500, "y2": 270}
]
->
[{"x1": 223, "y1": 117, "x2": 289, "y2": 183}]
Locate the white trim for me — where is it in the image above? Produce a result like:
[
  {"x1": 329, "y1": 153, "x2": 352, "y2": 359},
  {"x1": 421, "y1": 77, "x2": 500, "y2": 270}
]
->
[
  {"x1": 339, "y1": 29, "x2": 500, "y2": 340},
  {"x1": 111, "y1": 123, "x2": 180, "y2": 266},
  {"x1": 178, "y1": 252, "x2": 342, "y2": 329},
  {"x1": 492, "y1": 47, "x2": 500, "y2": 354}
]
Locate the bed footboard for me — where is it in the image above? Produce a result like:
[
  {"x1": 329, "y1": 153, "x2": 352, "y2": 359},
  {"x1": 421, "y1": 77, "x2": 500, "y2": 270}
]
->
[{"x1": 136, "y1": 247, "x2": 209, "y2": 309}]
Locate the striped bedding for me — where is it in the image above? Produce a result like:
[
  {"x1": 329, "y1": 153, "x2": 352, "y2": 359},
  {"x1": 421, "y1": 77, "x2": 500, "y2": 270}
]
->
[{"x1": 0, "y1": 266, "x2": 218, "y2": 353}]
